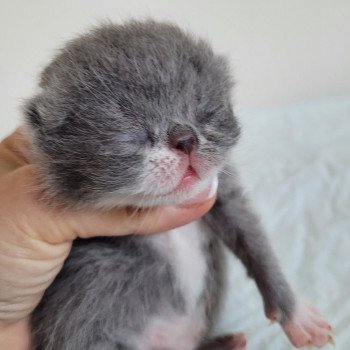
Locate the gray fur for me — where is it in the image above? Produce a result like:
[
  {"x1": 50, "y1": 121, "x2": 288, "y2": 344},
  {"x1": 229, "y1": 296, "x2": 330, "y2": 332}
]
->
[
  {"x1": 23, "y1": 20, "x2": 238, "y2": 208},
  {"x1": 203, "y1": 168, "x2": 295, "y2": 324},
  {"x1": 24, "y1": 20, "x2": 296, "y2": 350}
]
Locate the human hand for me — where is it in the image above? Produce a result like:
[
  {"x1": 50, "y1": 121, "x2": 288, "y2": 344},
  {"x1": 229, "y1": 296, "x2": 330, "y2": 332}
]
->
[{"x1": 0, "y1": 129, "x2": 216, "y2": 349}]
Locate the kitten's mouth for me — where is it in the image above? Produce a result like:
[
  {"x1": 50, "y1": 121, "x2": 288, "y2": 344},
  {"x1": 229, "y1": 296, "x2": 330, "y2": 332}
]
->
[
  {"x1": 165, "y1": 166, "x2": 218, "y2": 204},
  {"x1": 174, "y1": 166, "x2": 200, "y2": 191},
  {"x1": 159, "y1": 166, "x2": 199, "y2": 198}
]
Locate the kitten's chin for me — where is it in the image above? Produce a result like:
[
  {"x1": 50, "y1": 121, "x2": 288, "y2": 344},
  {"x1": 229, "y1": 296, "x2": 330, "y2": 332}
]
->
[
  {"x1": 92, "y1": 175, "x2": 217, "y2": 209},
  {"x1": 132, "y1": 176, "x2": 218, "y2": 207}
]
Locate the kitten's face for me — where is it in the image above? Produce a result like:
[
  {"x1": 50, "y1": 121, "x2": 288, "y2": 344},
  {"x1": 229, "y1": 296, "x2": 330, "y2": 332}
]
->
[{"x1": 24, "y1": 21, "x2": 240, "y2": 208}]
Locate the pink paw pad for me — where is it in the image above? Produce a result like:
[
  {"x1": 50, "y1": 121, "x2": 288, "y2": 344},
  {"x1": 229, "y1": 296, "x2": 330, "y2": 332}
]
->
[
  {"x1": 282, "y1": 302, "x2": 333, "y2": 348},
  {"x1": 200, "y1": 332, "x2": 247, "y2": 350},
  {"x1": 226, "y1": 332, "x2": 247, "y2": 350}
]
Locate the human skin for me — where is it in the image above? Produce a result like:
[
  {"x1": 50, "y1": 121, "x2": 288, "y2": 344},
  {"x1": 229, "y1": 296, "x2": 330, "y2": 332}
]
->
[{"x1": 0, "y1": 130, "x2": 216, "y2": 350}]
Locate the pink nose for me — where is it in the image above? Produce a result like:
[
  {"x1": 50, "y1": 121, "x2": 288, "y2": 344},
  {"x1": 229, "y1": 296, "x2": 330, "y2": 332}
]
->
[{"x1": 168, "y1": 125, "x2": 197, "y2": 154}]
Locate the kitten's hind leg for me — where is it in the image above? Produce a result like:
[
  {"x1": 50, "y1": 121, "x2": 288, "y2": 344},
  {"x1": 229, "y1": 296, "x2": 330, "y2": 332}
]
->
[{"x1": 198, "y1": 333, "x2": 247, "y2": 350}]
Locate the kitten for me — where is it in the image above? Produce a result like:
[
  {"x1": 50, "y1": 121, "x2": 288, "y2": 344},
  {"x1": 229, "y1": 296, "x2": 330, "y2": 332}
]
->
[{"x1": 23, "y1": 20, "x2": 332, "y2": 350}]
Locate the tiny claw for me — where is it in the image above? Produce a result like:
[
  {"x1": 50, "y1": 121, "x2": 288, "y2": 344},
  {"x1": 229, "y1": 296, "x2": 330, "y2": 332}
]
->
[
  {"x1": 267, "y1": 311, "x2": 278, "y2": 325},
  {"x1": 328, "y1": 335, "x2": 335, "y2": 346},
  {"x1": 326, "y1": 323, "x2": 333, "y2": 331},
  {"x1": 306, "y1": 340, "x2": 313, "y2": 349}
]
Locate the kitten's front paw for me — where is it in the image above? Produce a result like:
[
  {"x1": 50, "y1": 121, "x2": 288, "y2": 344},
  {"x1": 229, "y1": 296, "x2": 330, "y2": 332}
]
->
[{"x1": 281, "y1": 302, "x2": 333, "y2": 348}]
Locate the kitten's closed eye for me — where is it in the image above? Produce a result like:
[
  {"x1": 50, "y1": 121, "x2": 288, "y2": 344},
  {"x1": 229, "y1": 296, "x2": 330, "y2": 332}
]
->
[
  {"x1": 109, "y1": 130, "x2": 150, "y2": 156},
  {"x1": 196, "y1": 111, "x2": 216, "y2": 123}
]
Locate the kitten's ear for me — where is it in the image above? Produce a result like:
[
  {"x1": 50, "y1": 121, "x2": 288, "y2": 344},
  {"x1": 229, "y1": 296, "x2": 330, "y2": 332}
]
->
[
  {"x1": 23, "y1": 94, "x2": 65, "y2": 131},
  {"x1": 23, "y1": 96, "x2": 43, "y2": 129}
]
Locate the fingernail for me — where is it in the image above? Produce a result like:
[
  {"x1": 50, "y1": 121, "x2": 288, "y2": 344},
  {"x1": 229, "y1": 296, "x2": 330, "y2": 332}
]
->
[
  {"x1": 179, "y1": 176, "x2": 218, "y2": 208},
  {"x1": 328, "y1": 335, "x2": 335, "y2": 346},
  {"x1": 207, "y1": 176, "x2": 218, "y2": 198}
]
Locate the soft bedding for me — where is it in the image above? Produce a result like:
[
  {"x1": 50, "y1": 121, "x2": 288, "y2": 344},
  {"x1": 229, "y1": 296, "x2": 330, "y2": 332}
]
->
[{"x1": 216, "y1": 97, "x2": 350, "y2": 349}]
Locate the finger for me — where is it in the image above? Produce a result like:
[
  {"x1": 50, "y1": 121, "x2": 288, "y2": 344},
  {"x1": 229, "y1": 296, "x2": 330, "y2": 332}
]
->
[
  {"x1": 134, "y1": 199, "x2": 216, "y2": 234},
  {"x1": 0, "y1": 129, "x2": 30, "y2": 175},
  {"x1": 1, "y1": 128, "x2": 30, "y2": 163},
  {"x1": 66, "y1": 196, "x2": 216, "y2": 239},
  {"x1": 4, "y1": 165, "x2": 216, "y2": 243}
]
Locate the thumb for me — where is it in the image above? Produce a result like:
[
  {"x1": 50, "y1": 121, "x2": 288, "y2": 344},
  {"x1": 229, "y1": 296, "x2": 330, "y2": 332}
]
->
[
  {"x1": 4, "y1": 165, "x2": 216, "y2": 244},
  {"x1": 65, "y1": 197, "x2": 216, "y2": 240}
]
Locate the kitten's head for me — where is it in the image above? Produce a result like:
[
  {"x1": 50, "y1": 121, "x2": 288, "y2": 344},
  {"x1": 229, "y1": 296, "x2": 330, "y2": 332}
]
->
[{"x1": 23, "y1": 20, "x2": 240, "y2": 208}]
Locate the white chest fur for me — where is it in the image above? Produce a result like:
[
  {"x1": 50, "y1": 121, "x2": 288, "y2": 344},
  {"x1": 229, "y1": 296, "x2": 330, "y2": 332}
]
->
[
  {"x1": 149, "y1": 220, "x2": 208, "y2": 311},
  {"x1": 140, "y1": 221, "x2": 208, "y2": 350}
]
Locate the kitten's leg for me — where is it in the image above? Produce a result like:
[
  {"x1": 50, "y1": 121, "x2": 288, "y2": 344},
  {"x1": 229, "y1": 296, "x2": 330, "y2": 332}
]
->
[
  {"x1": 203, "y1": 168, "x2": 332, "y2": 348},
  {"x1": 198, "y1": 333, "x2": 247, "y2": 350}
]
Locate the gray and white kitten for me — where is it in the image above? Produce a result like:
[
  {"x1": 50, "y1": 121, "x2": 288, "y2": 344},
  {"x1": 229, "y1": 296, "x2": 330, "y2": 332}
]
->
[{"x1": 23, "y1": 21, "x2": 332, "y2": 350}]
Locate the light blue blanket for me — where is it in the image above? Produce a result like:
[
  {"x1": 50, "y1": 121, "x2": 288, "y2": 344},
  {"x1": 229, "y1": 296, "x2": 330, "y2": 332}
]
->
[{"x1": 217, "y1": 97, "x2": 350, "y2": 349}]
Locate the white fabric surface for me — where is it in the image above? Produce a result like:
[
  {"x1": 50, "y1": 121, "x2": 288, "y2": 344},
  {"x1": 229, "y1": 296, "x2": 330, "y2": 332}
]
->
[{"x1": 216, "y1": 97, "x2": 350, "y2": 349}]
